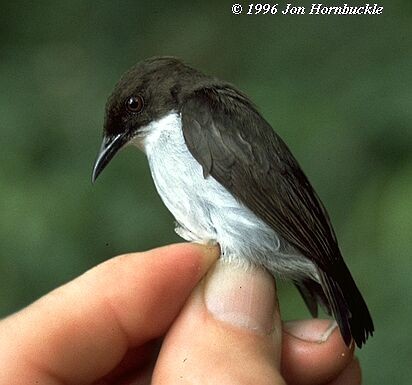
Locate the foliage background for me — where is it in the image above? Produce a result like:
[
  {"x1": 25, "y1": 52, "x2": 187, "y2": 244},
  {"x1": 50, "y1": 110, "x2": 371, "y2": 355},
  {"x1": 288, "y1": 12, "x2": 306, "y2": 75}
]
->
[{"x1": 1, "y1": 1, "x2": 411, "y2": 383}]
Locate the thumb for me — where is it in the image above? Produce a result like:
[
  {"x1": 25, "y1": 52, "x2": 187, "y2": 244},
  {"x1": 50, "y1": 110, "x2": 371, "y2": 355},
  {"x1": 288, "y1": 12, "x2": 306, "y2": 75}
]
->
[{"x1": 154, "y1": 260, "x2": 285, "y2": 385}]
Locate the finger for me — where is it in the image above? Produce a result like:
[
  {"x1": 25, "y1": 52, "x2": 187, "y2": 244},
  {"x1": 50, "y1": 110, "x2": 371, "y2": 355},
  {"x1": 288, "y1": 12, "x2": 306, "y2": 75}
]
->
[
  {"x1": 281, "y1": 319, "x2": 354, "y2": 385},
  {"x1": 154, "y1": 260, "x2": 286, "y2": 385},
  {"x1": 0, "y1": 243, "x2": 219, "y2": 385},
  {"x1": 325, "y1": 358, "x2": 361, "y2": 385},
  {"x1": 94, "y1": 339, "x2": 161, "y2": 385},
  {"x1": 93, "y1": 340, "x2": 162, "y2": 385}
]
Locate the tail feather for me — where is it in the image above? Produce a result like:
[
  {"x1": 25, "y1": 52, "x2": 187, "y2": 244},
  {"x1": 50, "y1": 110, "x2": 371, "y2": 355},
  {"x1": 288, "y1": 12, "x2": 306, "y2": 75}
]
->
[
  {"x1": 297, "y1": 262, "x2": 374, "y2": 348},
  {"x1": 318, "y1": 263, "x2": 374, "y2": 348},
  {"x1": 295, "y1": 279, "x2": 330, "y2": 318}
]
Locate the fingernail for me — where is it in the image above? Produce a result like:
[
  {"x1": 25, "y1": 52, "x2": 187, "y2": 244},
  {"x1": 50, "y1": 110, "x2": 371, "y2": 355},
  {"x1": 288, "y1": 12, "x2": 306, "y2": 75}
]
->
[
  {"x1": 204, "y1": 261, "x2": 277, "y2": 335},
  {"x1": 202, "y1": 244, "x2": 221, "y2": 260},
  {"x1": 284, "y1": 319, "x2": 338, "y2": 343},
  {"x1": 195, "y1": 243, "x2": 220, "y2": 267}
]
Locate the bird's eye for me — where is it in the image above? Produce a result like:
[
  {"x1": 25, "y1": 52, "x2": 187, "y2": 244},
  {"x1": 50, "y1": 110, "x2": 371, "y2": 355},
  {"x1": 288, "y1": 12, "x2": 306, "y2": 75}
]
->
[{"x1": 125, "y1": 95, "x2": 144, "y2": 113}]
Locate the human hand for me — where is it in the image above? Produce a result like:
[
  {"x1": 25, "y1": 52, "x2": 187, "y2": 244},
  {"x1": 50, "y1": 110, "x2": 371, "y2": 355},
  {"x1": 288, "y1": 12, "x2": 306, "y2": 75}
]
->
[{"x1": 0, "y1": 243, "x2": 361, "y2": 384}]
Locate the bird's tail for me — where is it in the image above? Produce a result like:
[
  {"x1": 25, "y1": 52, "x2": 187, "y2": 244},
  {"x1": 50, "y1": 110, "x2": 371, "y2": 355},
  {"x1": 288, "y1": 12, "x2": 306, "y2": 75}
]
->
[{"x1": 297, "y1": 262, "x2": 374, "y2": 348}]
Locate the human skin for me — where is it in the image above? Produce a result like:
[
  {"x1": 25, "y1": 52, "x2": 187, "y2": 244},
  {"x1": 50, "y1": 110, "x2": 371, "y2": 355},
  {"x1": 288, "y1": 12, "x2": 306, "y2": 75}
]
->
[{"x1": 0, "y1": 243, "x2": 361, "y2": 384}]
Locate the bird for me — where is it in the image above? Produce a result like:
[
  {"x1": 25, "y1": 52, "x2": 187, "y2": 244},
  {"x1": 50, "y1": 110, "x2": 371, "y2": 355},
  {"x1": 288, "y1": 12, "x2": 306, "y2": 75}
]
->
[{"x1": 92, "y1": 56, "x2": 374, "y2": 348}]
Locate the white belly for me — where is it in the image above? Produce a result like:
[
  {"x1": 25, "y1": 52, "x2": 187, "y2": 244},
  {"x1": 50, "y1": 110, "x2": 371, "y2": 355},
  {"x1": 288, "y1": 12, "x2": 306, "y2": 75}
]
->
[{"x1": 138, "y1": 112, "x2": 317, "y2": 279}]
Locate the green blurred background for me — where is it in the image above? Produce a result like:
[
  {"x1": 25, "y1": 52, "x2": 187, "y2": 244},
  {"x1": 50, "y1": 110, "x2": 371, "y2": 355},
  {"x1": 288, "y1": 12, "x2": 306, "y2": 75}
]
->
[{"x1": 1, "y1": 1, "x2": 411, "y2": 383}]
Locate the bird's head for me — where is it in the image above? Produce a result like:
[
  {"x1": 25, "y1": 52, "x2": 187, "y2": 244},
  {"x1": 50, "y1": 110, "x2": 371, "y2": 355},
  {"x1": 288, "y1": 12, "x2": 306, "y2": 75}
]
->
[{"x1": 91, "y1": 56, "x2": 203, "y2": 182}]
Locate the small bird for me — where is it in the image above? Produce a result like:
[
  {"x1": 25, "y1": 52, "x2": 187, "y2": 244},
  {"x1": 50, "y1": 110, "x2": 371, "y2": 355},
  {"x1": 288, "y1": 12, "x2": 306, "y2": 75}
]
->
[{"x1": 92, "y1": 57, "x2": 373, "y2": 347}]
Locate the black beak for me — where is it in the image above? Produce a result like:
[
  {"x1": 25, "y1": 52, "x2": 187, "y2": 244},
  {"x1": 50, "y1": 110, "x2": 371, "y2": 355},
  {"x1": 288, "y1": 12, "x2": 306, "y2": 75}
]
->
[{"x1": 91, "y1": 133, "x2": 128, "y2": 183}]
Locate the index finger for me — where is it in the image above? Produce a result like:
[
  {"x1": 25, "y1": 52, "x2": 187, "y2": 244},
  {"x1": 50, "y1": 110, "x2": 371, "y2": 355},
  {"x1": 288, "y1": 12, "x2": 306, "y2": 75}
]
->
[{"x1": 0, "y1": 243, "x2": 219, "y2": 385}]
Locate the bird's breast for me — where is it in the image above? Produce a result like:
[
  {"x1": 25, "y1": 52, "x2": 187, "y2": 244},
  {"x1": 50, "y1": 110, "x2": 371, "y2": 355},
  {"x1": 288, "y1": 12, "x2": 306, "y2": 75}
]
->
[{"x1": 141, "y1": 112, "x2": 245, "y2": 240}]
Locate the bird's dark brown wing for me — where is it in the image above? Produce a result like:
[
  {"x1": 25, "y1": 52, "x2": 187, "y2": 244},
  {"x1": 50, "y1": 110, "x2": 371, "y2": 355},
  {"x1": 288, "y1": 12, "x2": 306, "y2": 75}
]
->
[{"x1": 180, "y1": 86, "x2": 374, "y2": 347}]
